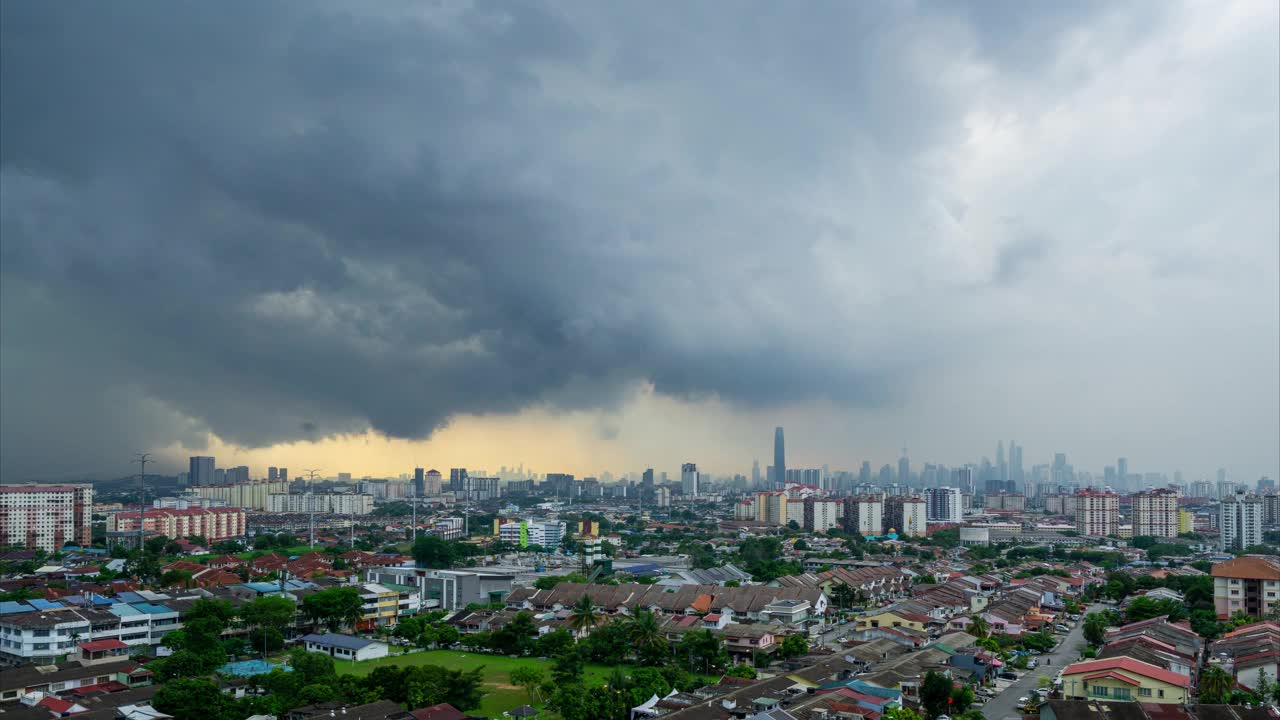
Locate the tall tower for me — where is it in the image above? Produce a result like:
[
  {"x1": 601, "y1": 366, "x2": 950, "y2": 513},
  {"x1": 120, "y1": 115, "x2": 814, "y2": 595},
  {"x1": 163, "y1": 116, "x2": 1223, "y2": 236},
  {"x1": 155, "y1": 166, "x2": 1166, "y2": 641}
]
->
[{"x1": 774, "y1": 427, "x2": 786, "y2": 490}]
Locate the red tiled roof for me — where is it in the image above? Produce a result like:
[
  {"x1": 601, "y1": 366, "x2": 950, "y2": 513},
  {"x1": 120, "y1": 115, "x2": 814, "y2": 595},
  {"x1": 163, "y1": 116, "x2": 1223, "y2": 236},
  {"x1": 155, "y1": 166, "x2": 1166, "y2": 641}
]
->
[
  {"x1": 79, "y1": 639, "x2": 129, "y2": 652},
  {"x1": 1063, "y1": 657, "x2": 1191, "y2": 688},
  {"x1": 38, "y1": 697, "x2": 76, "y2": 713},
  {"x1": 1211, "y1": 556, "x2": 1280, "y2": 581},
  {"x1": 408, "y1": 704, "x2": 466, "y2": 720},
  {"x1": 1083, "y1": 671, "x2": 1141, "y2": 686}
]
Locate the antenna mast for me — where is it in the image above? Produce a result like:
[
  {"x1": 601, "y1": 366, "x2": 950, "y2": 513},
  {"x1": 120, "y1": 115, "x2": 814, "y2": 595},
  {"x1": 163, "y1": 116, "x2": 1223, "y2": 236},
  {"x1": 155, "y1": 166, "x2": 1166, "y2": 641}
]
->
[
  {"x1": 132, "y1": 452, "x2": 152, "y2": 550},
  {"x1": 303, "y1": 468, "x2": 322, "y2": 548}
]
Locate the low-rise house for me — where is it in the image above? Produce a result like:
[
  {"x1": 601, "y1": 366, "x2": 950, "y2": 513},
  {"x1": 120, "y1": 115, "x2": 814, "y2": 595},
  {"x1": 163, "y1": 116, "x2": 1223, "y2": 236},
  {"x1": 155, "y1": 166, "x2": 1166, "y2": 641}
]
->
[
  {"x1": 1059, "y1": 657, "x2": 1191, "y2": 704},
  {"x1": 1104, "y1": 616, "x2": 1203, "y2": 663},
  {"x1": 1209, "y1": 621, "x2": 1280, "y2": 690},
  {"x1": 300, "y1": 633, "x2": 389, "y2": 662},
  {"x1": 856, "y1": 607, "x2": 932, "y2": 633},
  {"x1": 1042, "y1": 700, "x2": 1280, "y2": 720},
  {"x1": 0, "y1": 659, "x2": 152, "y2": 703}
]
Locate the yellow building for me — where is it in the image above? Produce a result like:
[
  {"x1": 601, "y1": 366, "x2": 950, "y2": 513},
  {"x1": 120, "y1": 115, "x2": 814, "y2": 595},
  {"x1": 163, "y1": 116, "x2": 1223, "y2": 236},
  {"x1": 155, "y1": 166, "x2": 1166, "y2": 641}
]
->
[
  {"x1": 855, "y1": 608, "x2": 931, "y2": 632},
  {"x1": 1178, "y1": 510, "x2": 1194, "y2": 534},
  {"x1": 357, "y1": 583, "x2": 402, "y2": 630},
  {"x1": 1059, "y1": 657, "x2": 1190, "y2": 704}
]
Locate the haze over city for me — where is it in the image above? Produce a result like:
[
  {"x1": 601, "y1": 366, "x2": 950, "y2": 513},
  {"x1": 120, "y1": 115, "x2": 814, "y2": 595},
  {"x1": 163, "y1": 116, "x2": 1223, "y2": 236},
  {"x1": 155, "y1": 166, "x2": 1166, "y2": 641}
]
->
[{"x1": 1, "y1": 1, "x2": 1277, "y2": 483}]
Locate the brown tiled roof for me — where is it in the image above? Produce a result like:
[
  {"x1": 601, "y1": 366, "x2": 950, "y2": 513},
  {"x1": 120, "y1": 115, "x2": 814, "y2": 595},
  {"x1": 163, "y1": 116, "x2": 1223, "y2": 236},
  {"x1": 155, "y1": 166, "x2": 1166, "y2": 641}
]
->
[{"x1": 1211, "y1": 556, "x2": 1280, "y2": 581}]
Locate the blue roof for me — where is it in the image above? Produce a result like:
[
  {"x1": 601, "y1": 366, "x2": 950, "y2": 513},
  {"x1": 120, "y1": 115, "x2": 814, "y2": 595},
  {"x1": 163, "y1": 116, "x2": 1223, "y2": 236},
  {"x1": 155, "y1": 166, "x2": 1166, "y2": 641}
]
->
[
  {"x1": 219, "y1": 659, "x2": 292, "y2": 677},
  {"x1": 301, "y1": 633, "x2": 379, "y2": 651},
  {"x1": 28, "y1": 599, "x2": 64, "y2": 610},
  {"x1": 114, "y1": 592, "x2": 147, "y2": 603},
  {"x1": 130, "y1": 602, "x2": 175, "y2": 615},
  {"x1": 109, "y1": 604, "x2": 145, "y2": 618},
  {"x1": 0, "y1": 601, "x2": 34, "y2": 615}
]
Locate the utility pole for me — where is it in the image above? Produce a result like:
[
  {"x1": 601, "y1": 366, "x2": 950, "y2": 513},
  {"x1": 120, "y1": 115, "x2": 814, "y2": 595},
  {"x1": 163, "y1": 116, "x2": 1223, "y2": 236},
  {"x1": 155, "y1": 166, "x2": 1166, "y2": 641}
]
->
[
  {"x1": 132, "y1": 452, "x2": 152, "y2": 550},
  {"x1": 303, "y1": 469, "x2": 321, "y2": 549}
]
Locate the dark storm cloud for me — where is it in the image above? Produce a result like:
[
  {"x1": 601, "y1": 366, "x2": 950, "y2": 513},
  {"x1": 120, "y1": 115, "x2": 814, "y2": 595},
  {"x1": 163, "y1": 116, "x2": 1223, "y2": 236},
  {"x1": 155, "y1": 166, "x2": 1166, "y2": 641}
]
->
[{"x1": 0, "y1": 1, "x2": 909, "y2": 477}]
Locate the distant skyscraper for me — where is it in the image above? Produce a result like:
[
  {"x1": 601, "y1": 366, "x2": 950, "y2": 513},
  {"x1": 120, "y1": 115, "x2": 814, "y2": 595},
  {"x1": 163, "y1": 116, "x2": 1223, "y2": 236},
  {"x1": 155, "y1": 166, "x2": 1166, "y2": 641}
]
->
[
  {"x1": 859, "y1": 462, "x2": 872, "y2": 486},
  {"x1": 898, "y1": 452, "x2": 910, "y2": 486},
  {"x1": 267, "y1": 466, "x2": 279, "y2": 482},
  {"x1": 450, "y1": 468, "x2": 468, "y2": 491},
  {"x1": 681, "y1": 463, "x2": 699, "y2": 496},
  {"x1": 751, "y1": 460, "x2": 761, "y2": 489},
  {"x1": 189, "y1": 456, "x2": 215, "y2": 486},
  {"x1": 278, "y1": 468, "x2": 288, "y2": 482},
  {"x1": 1117, "y1": 457, "x2": 1129, "y2": 484},
  {"x1": 773, "y1": 427, "x2": 786, "y2": 490},
  {"x1": 414, "y1": 468, "x2": 425, "y2": 497},
  {"x1": 878, "y1": 464, "x2": 894, "y2": 485}
]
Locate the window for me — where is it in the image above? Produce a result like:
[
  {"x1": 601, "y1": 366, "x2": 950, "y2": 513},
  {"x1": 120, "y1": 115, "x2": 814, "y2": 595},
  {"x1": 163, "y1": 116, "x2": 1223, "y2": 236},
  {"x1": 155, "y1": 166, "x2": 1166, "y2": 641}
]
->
[
  {"x1": 1090, "y1": 686, "x2": 1109, "y2": 698},
  {"x1": 1158, "y1": 690, "x2": 1165, "y2": 698},
  {"x1": 1140, "y1": 688, "x2": 1152, "y2": 697},
  {"x1": 1113, "y1": 688, "x2": 1131, "y2": 700}
]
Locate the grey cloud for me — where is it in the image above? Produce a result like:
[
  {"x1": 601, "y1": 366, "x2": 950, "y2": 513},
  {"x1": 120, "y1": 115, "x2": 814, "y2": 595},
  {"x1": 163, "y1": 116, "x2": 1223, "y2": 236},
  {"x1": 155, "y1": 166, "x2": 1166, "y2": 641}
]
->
[{"x1": 1, "y1": 0, "x2": 1276, "y2": 481}]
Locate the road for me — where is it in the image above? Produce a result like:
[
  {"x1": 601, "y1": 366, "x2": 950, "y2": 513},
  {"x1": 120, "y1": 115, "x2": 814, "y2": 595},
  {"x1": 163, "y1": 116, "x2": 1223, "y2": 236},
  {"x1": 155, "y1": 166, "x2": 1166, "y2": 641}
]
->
[{"x1": 979, "y1": 604, "x2": 1102, "y2": 720}]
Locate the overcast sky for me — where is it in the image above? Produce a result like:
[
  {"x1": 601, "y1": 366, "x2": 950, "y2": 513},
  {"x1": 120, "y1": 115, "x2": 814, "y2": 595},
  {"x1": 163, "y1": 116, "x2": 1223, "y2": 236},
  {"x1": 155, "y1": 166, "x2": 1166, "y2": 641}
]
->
[{"x1": 2, "y1": 1, "x2": 1277, "y2": 483}]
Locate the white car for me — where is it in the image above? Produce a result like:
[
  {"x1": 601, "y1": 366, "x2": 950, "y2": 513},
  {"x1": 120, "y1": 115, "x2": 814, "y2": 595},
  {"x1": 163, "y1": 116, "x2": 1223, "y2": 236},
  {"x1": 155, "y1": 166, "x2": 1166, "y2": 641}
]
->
[{"x1": 1018, "y1": 697, "x2": 1029, "y2": 705}]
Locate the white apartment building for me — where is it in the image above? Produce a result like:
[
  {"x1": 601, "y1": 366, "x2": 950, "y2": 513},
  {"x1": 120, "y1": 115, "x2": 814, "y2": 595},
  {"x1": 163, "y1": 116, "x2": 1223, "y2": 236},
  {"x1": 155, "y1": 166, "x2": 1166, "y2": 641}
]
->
[
  {"x1": 803, "y1": 499, "x2": 839, "y2": 533},
  {"x1": 0, "y1": 604, "x2": 180, "y2": 665},
  {"x1": 107, "y1": 507, "x2": 246, "y2": 543},
  {"x1": 1075, "y1": 490, "x2": 1119, "y2": 536},
  {"x1": 843, "y1": 497, "x2": 884, "y2": 536},
  {"x1": 0, "y1": 484, "x2": 94, "y2": 552},
  {"x1": 924, "y1": 487, "x2": 963, "y2": 524},
  {"x1": 898, "y1": 497, "x2": 928, "y2": 537},
  {"x1": 497, "y1": 520, "x2": 567, "y2": 549},
  {"x1": 1221, "y1": 491, "x2": 1264, "y2": 551},
  {"x1": 1132, "y1": 489, "x2": 1180, "y2": 538},
  {"x1": 191, "y1": 480, "x2": 288, "y2": 510},
  {"x1": 266, "y1": 493, "x2": 374, "y2": 515}
]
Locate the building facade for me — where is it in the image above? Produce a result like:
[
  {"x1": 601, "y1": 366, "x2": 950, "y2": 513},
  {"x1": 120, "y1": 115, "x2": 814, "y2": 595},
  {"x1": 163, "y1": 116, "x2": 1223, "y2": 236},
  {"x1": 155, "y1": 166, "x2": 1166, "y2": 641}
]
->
[
  {"x1": 1131, "y1": 489, "x2": 1180, "y2": 538},
  {"x1": 924, "y1": 487, "x2": 963, "y2": 523},
  {"x1": 1212, "y1": 556, "x2": 1280, "y2": 619},
  {"x1": 1221, "y1": 491, "x2": 1265, "y2": 551},
  {"x1": 1075, "y1": 490, "x2": 1119, "y2": 537},
  {"x1": 681, "y1": 463, "x2": 699, "y2": 496},
  {"x1": 191, "y1": 480, "x2": 288, "y2": 510},
  {"x1": 0, "y1": 484, "x2": 93, "y2": 552},
  {"x1": 803, "y1": 498, "x2": 839, "y2": 533},
  {"x1": 265, "y1": 493, "x2": 374, "y2": 515},
  {"x1": 107, "y1": 507, "x2": 246, "y2": 543}
]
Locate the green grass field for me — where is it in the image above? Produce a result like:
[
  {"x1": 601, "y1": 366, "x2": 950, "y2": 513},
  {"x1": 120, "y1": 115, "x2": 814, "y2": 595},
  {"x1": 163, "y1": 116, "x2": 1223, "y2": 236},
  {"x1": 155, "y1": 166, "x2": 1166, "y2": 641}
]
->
[{"x1": 336, "y1": 649, "x2": 617, "y2": 718}]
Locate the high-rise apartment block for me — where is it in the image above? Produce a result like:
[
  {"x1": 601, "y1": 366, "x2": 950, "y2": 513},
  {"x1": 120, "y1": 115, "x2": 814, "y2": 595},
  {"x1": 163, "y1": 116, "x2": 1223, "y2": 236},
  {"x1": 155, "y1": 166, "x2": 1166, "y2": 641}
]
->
[
  {"x1": 754, "y1": 491, "x2": 788, "y2": 525},
  {"x1": 0, "y1": 484, "x2": 93, "y2": 551},
  {"x1": 841, "y1": 496, "x2": 884, "y2": 536},
  {"x1": 681, "y1": 463, "x2": 699, "y2": 496},
  {"x1": 108, "y1": 506, "x2": 245, "y2": 543},
  {"x1": 925, "y1": 487, "x2": 963, "y2": 523},
  {"x1": 425, "y1": 469, "x2": 442, "y2": 495},
  {"x1": 1221, "y1": 490, "x2": 1264, "y2": 551},
  {"x1": 189, "y1": 456, "x2": 216, "y2": 486},
  {"x1": 1075, "y1": 489, "x2": 1119, "y2": 537},
  {"x1": 884, "y1": 496, "x2": 927, "y2": 537},
  {"x1": 1131, "y1": 488, "x2": 1180, "y2": 538},
  {"x1": 802, "y1": 498, "x2": 839, "y2": 533}
]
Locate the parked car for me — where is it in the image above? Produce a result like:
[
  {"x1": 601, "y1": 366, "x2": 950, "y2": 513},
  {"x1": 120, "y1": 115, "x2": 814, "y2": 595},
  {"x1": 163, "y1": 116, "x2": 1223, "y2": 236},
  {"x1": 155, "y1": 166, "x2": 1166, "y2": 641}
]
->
[
  {"x1": 1028, "y1": 650, "x2": 1042, "y2": 656},
  {"x1": 1055, "y1": 624, "x2": 1070, "y2": 632},
  {"x1": 999, "y1": 672, "x2": 1018, "y2": 680},
  {"x1": 1028, "y1": 660, "x2": 1038, "y2": 669},
  {"x1": 1018, "y1": 697, "x2": 1029, "y2": 705},
  {"x1": 979, "y1": 688, "x2": 998, "y2": 697}
]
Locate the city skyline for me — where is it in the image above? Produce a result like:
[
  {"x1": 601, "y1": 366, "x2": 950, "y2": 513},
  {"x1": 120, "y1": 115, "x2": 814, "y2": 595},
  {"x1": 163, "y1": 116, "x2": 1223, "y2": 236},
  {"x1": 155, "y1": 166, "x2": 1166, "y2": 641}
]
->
[{"x1": 1, "y1": 2, "x2": 1277, "y2": 484}]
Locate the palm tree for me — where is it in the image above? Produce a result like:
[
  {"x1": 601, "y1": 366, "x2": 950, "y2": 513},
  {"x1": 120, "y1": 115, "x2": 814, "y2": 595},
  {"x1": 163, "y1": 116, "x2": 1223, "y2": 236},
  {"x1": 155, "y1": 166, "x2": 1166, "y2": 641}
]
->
[
  {"x1": 830, "y1": 584, "x2": 857, "y2": 610},
  {"x1": 969, "y1": 615, "x2": 990, "y2": 640},
  {"x1": 627, "y1": 607, "x2": 666, "y2": 660},
  {"x1": 1200, "y1": 665, "x2": 1234, "y2": 704},
  {"x1": 568, "y1": 594, "x2": 600, "y2": 637}
]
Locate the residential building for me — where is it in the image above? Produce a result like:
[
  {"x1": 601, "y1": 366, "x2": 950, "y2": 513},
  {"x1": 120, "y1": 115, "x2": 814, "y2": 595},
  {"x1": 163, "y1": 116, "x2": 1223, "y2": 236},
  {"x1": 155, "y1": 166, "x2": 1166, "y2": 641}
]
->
[
  {"x1": 1212, "y1": 555, "x2": 1280, "y2": 619},
  {"x1": 497, "y1": 520, "x2": 566, "y2": 549},
  {"x1": 925, "y1": 487, "x2": 963, "y2": 523},
  {"x1": 1222, "y1": 490, "x2": 1265, "y2": 551},
  {"x1": 803, "y1": 498, "x2": 839, "y2": 533},
  {"x1": 1132, "y1": 489, "x2": 1180, "y2": 538},
  {"x1": 681, "y1": 463, "x2": 699, "y2": 496},
  {"x1": 191, "y1": 480, "x2": 288, "y2": 510},
  {"x1": 300, "y1": 633, "x2": 388, "y2": 662},
  {"x1": 367, "y1": 566, "x2": 515, "y2": 611},
  {"x1": 188, "y1": 456, "x2": 215, "y2": 486},
  {"x1": 107, "y1": 507, "x2": 245, "y2": 543},
  {"x1": 842, "y1": 496, "x2": 884, "y2": 536},
  {"x1": 884, "y1": 496, "x2": 927, "y2": 537},
  {"x1": 266, "y1": 493, "x2": 374, "y2": 515},
  {"x1": 1075, "y1": 489, "x2": 1119, "y2": 536},
  {"x1": 424, "y1": 469, "x2": 442, "y2": 495},
  {"x1": 1058, "y1": 657, "x2": 1190, "y2": 704},
  {"x1": 0, "y1": 484, "x2": 93, "y2": 551},
  {"x1": 754, "y1": 491, "x2": 788, "y2": 525}
]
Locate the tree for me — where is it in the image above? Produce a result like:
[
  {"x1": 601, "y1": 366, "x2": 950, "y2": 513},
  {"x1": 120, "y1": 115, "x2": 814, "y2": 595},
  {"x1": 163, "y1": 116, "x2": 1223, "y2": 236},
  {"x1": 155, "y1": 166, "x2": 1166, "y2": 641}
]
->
[
  {"x1": 779, "y1": 634, "x2": 809, "y2": 660},
  {"x1": 301, "y1": 587, "x2": 363, "y2": 631},
  {"x1": 154, "y1": 678, "x2": 231, "y2": 718},
  {"x1": 289, "y1": 648, "x2": 337, "y2": 684},
  {"x1": 726, "y1": 664, "x2": 757, "y2": 679},
  {"x1": 536, "y1": 628, "x2": 576, "y2": 657},
  {"x1": 152, "y1": 650, "x2": 211, "y2": 681},
  {"x1": 627, "y1": 608, "x2": 668, "y2": 664},
  {"x1": 490, "y1": 611, "x2": 539, "y2": 656},
  {"x1": 241, "y1": 595, "x2": 297, "y2": 637},
  {"x1": 1083, "y1": 612, "x2": 1110, "y2": 646},
  {"x1": 551, "y1": 648, "x2": 585, "y2": 685},
  {"x1": 1125, "y1": 596, "x2": 1186, "y2": 623},
  {"x1": 675, "y1": 629, "x2": 729, "y2": 674},
  {"x1": 187, "y1": 598, "x2": 236, "y2": 625},
  {"x1": 412, "y1": 535, "x2": 460, "y2": 569},
  {"x1": 920, "y1": 670, "x2": 954, "y2": 720},
  {"x1": 510, "y1": 666, "x2": 546, "y2": 703},
  {"x1": 1200, "y1": 665, "x2": 1234, "y2": 704},
  {"x1": 533, "y1": 572, "x2": 587, "y2": 590},
  {"x1": 568, "y1": 594, "x2": 600, "y2": 636},
  {"x1": 249, "y1": 627, "x2": 285, "y2": 653},
  {"x1": 968, "y1": 615, "x2": 989, "y2": 640}
]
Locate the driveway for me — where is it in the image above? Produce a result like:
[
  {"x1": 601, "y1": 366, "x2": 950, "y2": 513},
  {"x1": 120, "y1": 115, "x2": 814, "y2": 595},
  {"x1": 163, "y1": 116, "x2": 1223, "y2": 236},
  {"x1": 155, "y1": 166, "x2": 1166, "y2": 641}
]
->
[{"x1": 978, "y1": 605, "x2": 1102, "y2": 720}]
